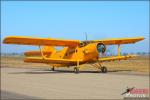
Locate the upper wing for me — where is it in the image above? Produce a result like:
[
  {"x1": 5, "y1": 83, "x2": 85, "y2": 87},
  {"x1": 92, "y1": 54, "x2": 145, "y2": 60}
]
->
[
  {"x1": 99, "y1": 55, "x2": 136, "y2": 62},
  {"x1": 3, "y1": 36, "x2": 144, "y2": 47},
  {"x1": 93, "y1": 37, "x2": 144, "y2": 45},
  {"x1": 3, "y1": 36, "x2": 80, "y2": 47}
]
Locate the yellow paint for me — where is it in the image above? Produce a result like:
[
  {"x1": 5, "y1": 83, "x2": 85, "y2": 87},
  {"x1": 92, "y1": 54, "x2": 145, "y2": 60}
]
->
[
  {"x1": 3, "y1": 36, "x2": 145, "y2": 69},
  {"x1": 118, "y1": 44, "x2": 120, "y2": 56},
  {"x1": 99, "y1": 55, "x2": 137, "y2": 62}
]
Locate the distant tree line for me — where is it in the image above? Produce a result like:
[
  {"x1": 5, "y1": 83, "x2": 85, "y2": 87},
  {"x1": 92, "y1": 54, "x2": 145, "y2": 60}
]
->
[
  {"x1": 122, "y1": 52, "x2": 150, "y2": 56},
  {"x1": 103, "y1": 52, "x2": 149, "y2": 56},
  {"x1": 1, "y1": 53, "x2": 24, "y2": 56}
]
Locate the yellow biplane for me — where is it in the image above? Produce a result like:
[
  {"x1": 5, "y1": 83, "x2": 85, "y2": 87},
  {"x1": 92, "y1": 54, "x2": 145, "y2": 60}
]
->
[{"x1": 3, "y1": 36, "x2": 144, "y2": 73}]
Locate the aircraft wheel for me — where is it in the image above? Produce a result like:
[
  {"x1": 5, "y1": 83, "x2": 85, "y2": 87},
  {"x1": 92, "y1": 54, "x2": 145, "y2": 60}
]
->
[
  {"x1": 74, "y1": 67, "x2": 79, "y2": 74},
  {"x1": 51, "y1": 67, "x2": 55, "y2": 71},
  {"x1": 101, "y1": 66, "x2": 107, "y2": 73}
]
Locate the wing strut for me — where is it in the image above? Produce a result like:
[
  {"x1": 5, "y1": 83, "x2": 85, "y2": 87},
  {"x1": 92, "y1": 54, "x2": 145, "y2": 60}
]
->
[
  {"x1": 118, "y1": 44, "x2": 121, "y2": 56},
  {"x1": 74, "y1": 60, "x2": 80, "y2": 73},
  {"x1": 39, "y1": 46, "x2": 45, "y2": 59}
]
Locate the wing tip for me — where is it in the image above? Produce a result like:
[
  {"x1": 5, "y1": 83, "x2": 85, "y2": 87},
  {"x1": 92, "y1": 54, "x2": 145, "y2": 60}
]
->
[
  {"x1": 3, "y1": 36, "x2": 16, "y2": 44},
  {"x1": 3, "y1": 37, "x2": 10, "y2": 44}
]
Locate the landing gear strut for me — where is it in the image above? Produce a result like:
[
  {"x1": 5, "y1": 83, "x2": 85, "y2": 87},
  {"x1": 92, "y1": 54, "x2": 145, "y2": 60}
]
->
[
  {"x1": 74, "y1": 67, "x2": 79, "y2": 74},
  {"x1": 74, "y1": 60, "x2": 80, "y2": 74},
  {"x1": 91, "y1": 63, "x2": 108, "y2": 73},
  {"x1": 51, "y1": 67, "x2": 55, "y2": 71},
  {"x1": 101, "y1": 66, "x2": 107, "y2": 73}
]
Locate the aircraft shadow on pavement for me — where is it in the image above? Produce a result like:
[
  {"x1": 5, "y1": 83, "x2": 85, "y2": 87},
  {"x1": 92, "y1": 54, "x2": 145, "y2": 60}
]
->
[
  {"x1": 1, "y1": 90, "x2": 39, "y2": 99},
  {"x1": 8, "y1": 69, "x2": 132, "y2": 74}
]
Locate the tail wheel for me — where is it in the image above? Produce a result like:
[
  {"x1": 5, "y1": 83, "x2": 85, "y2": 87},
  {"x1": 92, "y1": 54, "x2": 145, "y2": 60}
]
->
[
  {"x1": 101, "y1": 66, "x2": 107, "y2": 73},
  {"x1": 74, "y1": 67, "x2": 79, "y2": 74}
]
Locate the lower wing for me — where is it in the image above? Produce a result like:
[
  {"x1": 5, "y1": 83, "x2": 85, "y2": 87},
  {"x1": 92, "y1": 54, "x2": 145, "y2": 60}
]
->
[
  {"x1": 99, "y1": 55, "x2": 136, "y2": 62},
  {"x1": 24, "y1": 57, "x2": 82, "y2": 65}
]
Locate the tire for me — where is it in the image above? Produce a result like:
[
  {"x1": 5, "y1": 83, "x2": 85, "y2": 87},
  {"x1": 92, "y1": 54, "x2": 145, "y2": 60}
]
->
[
  {"x1": 101, "y1": 66, "x2": 107, "y2": 73},
  {"x1": 74, "y1": 67, "x2": 79, "y2": 74}
]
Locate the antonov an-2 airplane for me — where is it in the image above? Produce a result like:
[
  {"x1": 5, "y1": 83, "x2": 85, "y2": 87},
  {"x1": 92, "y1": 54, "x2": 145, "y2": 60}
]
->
[{"x1": 3, "y1": 36, "x2": 144, "y2": 73}]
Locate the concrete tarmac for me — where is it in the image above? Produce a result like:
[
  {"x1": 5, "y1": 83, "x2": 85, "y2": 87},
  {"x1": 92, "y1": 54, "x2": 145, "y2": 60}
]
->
[{"x1": 1, "y1": 68, "x2": 149, "y2": 99}]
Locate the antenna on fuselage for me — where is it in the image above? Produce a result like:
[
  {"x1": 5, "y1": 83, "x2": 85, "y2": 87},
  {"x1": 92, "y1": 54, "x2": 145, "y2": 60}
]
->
[{"x1": 85, "y1": 32, "x2": 87, "y2": 41}]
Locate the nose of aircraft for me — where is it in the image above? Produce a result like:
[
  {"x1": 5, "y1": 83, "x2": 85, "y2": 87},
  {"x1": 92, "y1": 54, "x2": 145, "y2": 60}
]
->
[{"x1": 97, "y1": 43, "x2": 106, "y2": 54}]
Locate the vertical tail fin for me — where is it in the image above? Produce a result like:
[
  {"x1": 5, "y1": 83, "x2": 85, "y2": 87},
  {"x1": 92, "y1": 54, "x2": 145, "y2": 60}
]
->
[
  {"x1": 24, "y1": 46, "x2": 56, "y2": 57},
  {"x1": 42, "y1": 46, "x2": 56, "y2": 53}
]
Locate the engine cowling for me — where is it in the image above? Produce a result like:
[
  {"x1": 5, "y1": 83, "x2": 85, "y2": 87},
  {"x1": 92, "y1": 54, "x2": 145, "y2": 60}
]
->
[{"x1": 97, "y1": 43, "x2": 106, "y2": 53}]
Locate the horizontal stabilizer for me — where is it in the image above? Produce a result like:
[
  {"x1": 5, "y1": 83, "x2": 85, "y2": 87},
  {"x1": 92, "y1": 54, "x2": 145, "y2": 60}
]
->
[{"x1": 24, "y1": 51, "x2": 52, "y2": 56}]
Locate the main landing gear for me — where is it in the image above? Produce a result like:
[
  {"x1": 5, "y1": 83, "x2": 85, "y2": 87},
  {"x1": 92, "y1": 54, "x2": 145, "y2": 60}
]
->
[
  {"x1": 91, "y1": 63, "x2": 108, "y2": 73},
  {"x1": 74, "y1": 60, "x2": 80, "y2": 74},
  {"x1": 74, "y1": 67, "x2": 79, "y2": 74},
  {"x1": 101, "y1": 66, "x2": 107, "y2": 73}
]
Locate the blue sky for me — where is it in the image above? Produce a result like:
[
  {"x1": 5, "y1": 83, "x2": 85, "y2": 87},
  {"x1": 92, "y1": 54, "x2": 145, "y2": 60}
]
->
[{"x1": 1, "y1": 1, "x2": 149, "y2": 54}]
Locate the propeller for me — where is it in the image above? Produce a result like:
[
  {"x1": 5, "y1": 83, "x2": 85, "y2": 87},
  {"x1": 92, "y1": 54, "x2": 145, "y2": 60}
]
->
[{"x1": 97, "y1": 43, "x2": 106, "y2": 54}]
